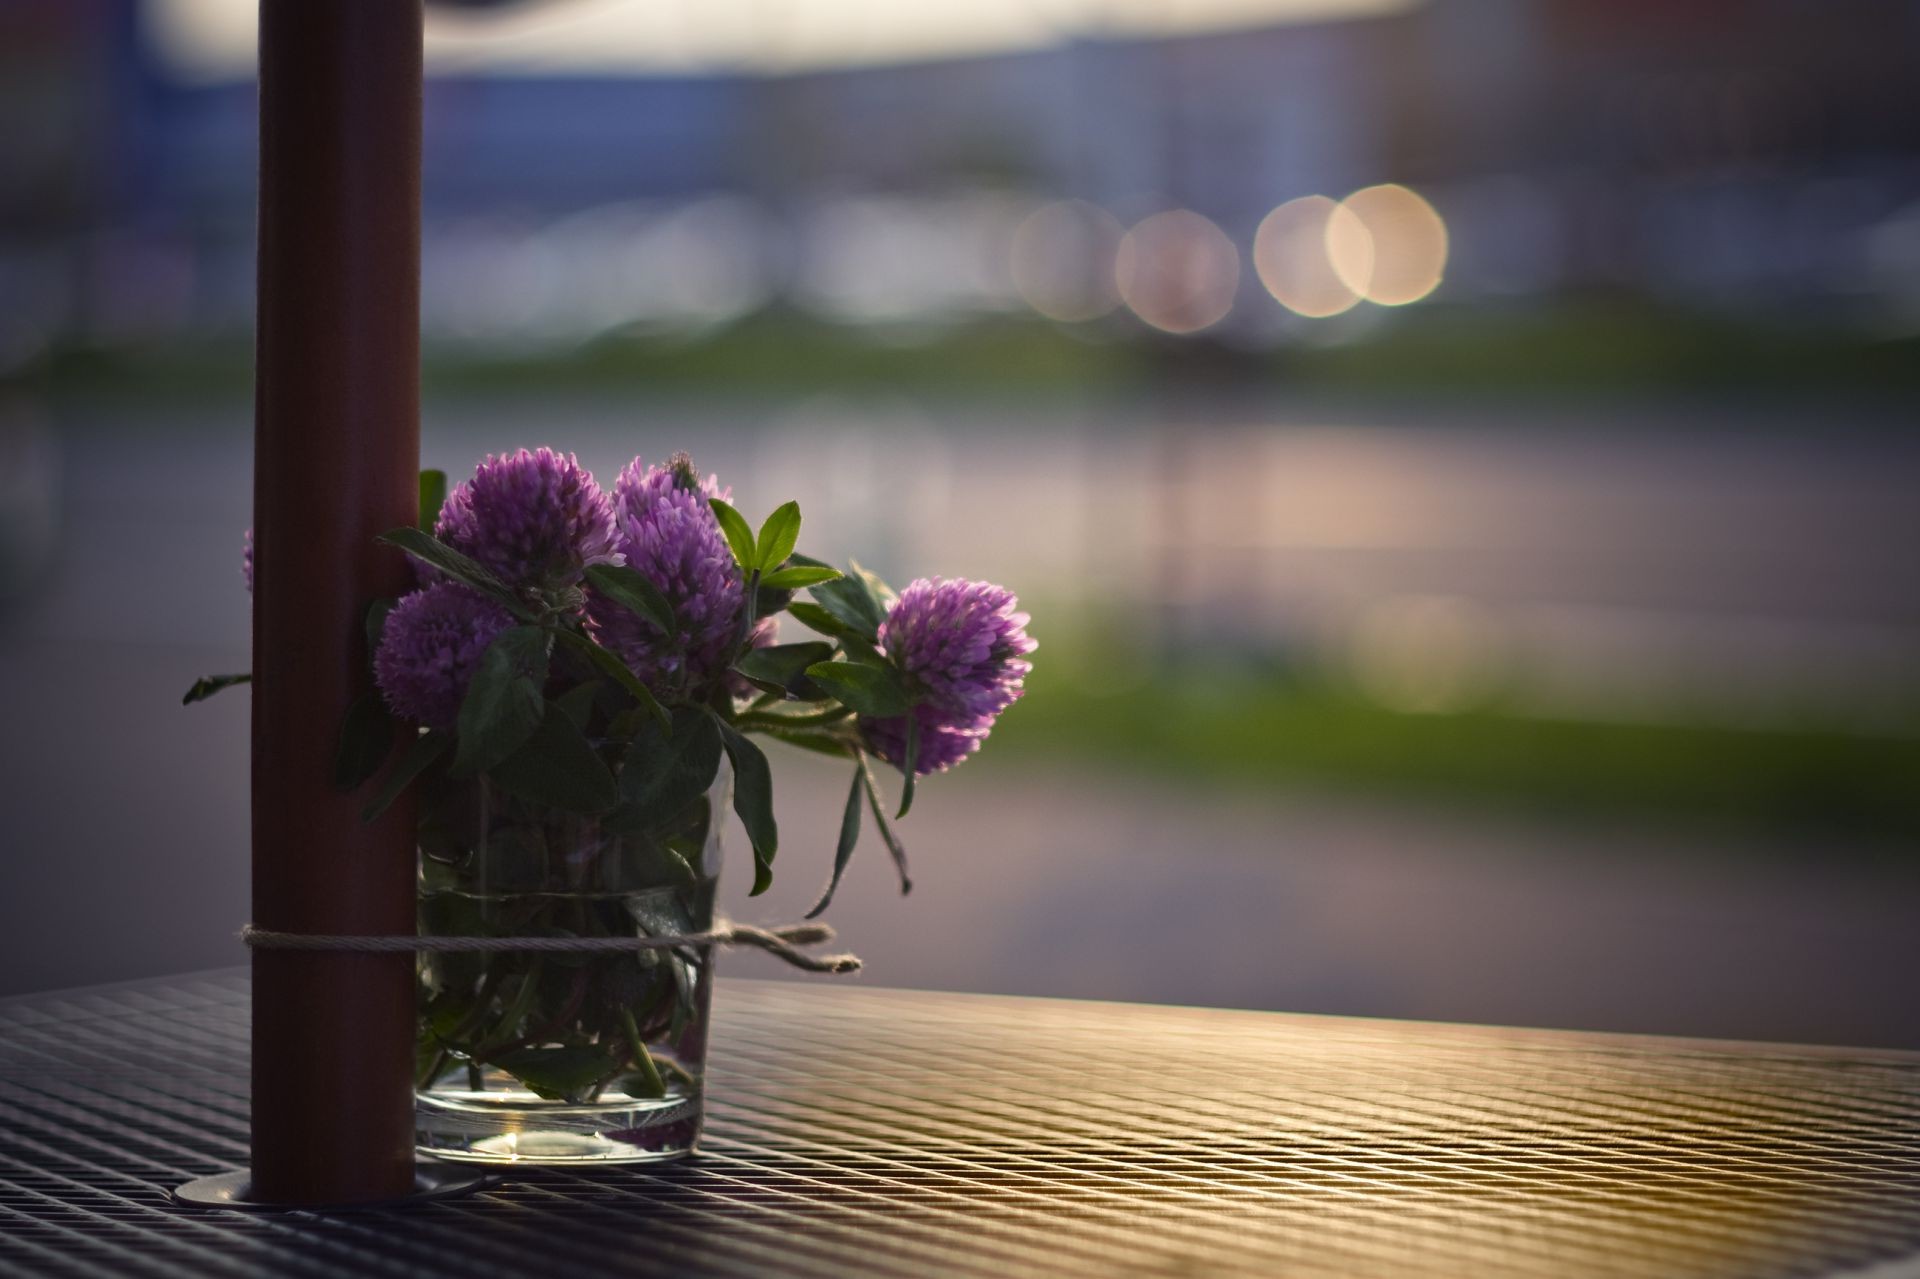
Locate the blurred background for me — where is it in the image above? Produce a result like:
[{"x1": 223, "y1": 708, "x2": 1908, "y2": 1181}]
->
[{"x1": 2, "y1": 0, "x2": 1917, "y2": 1046}]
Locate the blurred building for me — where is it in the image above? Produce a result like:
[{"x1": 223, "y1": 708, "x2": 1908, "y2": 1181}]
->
[{"x1": 4, "y1": 0, "x2": 1920, "y2": 358}]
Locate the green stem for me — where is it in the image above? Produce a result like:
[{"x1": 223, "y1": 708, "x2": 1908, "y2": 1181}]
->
[
  {"x1": 417, "y1": 1047, "x2": 450, "y2": 1091},
  {"x1": 472, "y1": 961, "x2": 544, "y2": 1060},
  {"x1": 620, "y1": 1008, "x2": 668, "y2": 1099}
]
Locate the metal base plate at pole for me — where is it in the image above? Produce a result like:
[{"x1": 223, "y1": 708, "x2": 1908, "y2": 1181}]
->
[{"x1": 172, "y1": 1162, "x2": 490, "y2": 1212}]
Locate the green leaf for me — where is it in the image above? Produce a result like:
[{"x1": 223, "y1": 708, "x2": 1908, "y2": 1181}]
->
[
  {"x1": 759, "y1": 728, "x2": 856, "y2": 759},
  {"x1": 785, "y1": 601, "x2": 852, "y2": 638},
  {"x1": 753, "y1": 501, "x2": 802, "y2": 573},
  {"x1": 791, "y1": 553, "x2": 887, "y2": 640},
  {"x1": 849, "y1": 559, "x2": 896, "y2": 600},
  {"x1": 365, "y1": 598, "x2": 396, "y2": 657},
  {"x1": 417, "y1": 469, "x2": 447, "y2": 533},
  {"x1": 730, "y1": 671, "x2": 789, "y2": 699},
  {"x1": 493, "y1": 1045, "x2": 620, "y2": 1103},
  {"x1": 376, "y1": 527, "x2": 529, "y2": 618},
  {"x1": 806, "y1": 766, "x2": 866, "y2": 919},
  {"x1": 805, "y1": 660, "x2": 912, "y2": 718},
  {"x1": 182, "y1": 673, "x2": 250, "y2": 705},
  {"x1": 708, "y1": 498, "x2": 757, "y2": 570},
  {"x1": 333, "y1": 692, "x2": 396, "y2": 791},
  {"x1": 753, "y1": 581, "x2": 794, "y2": 621},
  {"x1": 584, "y1": 563, "x2": 676, "y2": 636},
  {"x1": 452, "y1": 626, "x2": 549, "y2": 776},
  {"x1": 554, "y1": 680, "x2": 602, "y2": 731},
  {"x1": 551, "y1": 628, "x2": 669, "y2": 731},
  {"x1": 361, "y1": 729, "x2": 450, "y2": 822},
  {"x1": 858, "y1": 750, "x2": 913, "y2": 896},
  {"x1": 714, "y1": 715, "x2": 778, "y2": 895},
  {"x1": 838, "y1": 631, "x2": 886, "y2": 667},
  {"x1": 734, "y1": 641, "x2": 834, "y2": 699},
  {"x1": 619, "y1": 706, "x2": 723, "y2": 824},
  {"x1": 622, "y1": 883, "x2": 696, "y2": 940},
  {"x1": 760, "y1": 565, "x2": 843, "y2": 590},
  {"x1": 488, "y1": 702, "x2": 619, "y2": 815},
  {"x1": 898, "y1": 715, "x2": 919, "y2": 818},
  {"x1": 607, "y1": 829, "x2": 699, "y2": 890}
]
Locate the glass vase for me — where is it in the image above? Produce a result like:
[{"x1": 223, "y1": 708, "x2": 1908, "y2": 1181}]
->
[{"x1": 413, "y1": 762, "x2": 727, "y2": 1165}]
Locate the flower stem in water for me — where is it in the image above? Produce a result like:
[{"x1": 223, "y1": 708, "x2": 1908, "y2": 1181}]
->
[{"x1": 620, "y1": 1008, "x2": 667, "y2": 1099}]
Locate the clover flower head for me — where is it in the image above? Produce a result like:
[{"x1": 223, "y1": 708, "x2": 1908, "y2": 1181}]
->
[
  {"x1": 434, "y1": 448, "x2": 619, "y2": 590},
  {"x1": 862, "y1": 708, "x2": 988, "y2": 777},
  {"x1": 861, "y1": 577, "x2": 1035, "y2": 775},
  {"x1": 585, "y1": 454, "x2": 744, "y2": 696},
  {"x1": 373, "y1": 582, "x2": 514, "y2": 730},
  {"x1": 879, "y1": 577, "x2": 1035, "y2": 723}
]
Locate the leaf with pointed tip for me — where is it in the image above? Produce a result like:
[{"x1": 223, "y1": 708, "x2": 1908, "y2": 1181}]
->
[
  {"x1": 488, "y1": 702, "x2": 619, "y2": 815},
  {"x1": 708, "y1": 498, "x2": 757, "y2": 570},
  {"x1": 806, "y1": 766, "x2": 865, "y2": 919},
  {"x1": 376, "y1": 527, "x2": 529, "y2": 618},
  {"x1": 805, "y1": 660, "x2": 912, "y2": 718},
  {"x1": 753, "y1": 581, "x2": 793, "y2": 621},
  {"x1": 334, "y1": 692, "x2": 396, "y2": 791},
  {"x1": 759, "y1": 565, "x2": 842, "y2": 590},
  {"x1": 790, "y1": 553, "x2": 885, "y2": 640},
  {"x1": 361, "y1": 729, "x2": 450, "y2": 822},
  {"x1": 734, "y1": 641, "x2": 834, "y2": 699},
  {"x1": 554, "y1": 680, "x2": 602, "y2": 731},
  {"x1": 849, "y1": 559, "x2": 896, "y2": 604},
  {"x1": 584, "y1": 563, "x2": 676, "y2": 637},
  {"x1": 897, "y1": 715, "x2": 919, "y2": 818},
  {"x1": 838, "y1": 632, "x2": 886, "y2": 667},
  {"x1": 452, "y1": 626, "x2": 548, "y2": 776},
  {"x1": 493, "y1": 1045, "x2": 620, "y2": 1103},
  {"x1": 753, "y1": 501, "x2": 802, "y2": 573},
  {"x1": 365, "y1": 598, "x2": 396, "y2": 657},
  {"x1": 619, "y1": 706, "x2": 723, "y2": 826},
  {"x1": 759, "y1": 727, "x2": 856, "y2": 759},
  {"x1": 858, "y1": 750, "x2": 912, "y2": 896},
  {"x1": 786, "y1": 601, "x2": 853, "y2": 638},
  {"x1": 182, "y1": 673, "x2": 250, "y2": 705},
  {"x1": 417, "y1": 469, "x2": 447, "y2": 533},
  {"x1": 551, "y1": 628, "x2": 668, "y2": 731},
  {"x1": 732, "y1": 671, "x2": 790, "y2": 698},
  {"x1": 714, "y1": 716, "x2": 778, "y2": 895}
]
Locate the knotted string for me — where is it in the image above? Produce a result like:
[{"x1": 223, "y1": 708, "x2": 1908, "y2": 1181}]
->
[{"x1": 240, "y1": 918, "x2": 861, "y2": 974}]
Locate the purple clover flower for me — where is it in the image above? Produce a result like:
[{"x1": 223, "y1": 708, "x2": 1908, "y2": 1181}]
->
[
  {"x1": 435, "y1": 448, "x2": 619, "y2": 590},
  {"x1": 862, "y1": 577, "x2": 1035, "y2": 775},
  {"x1": 586, "y1": 453, "x2": 746, "y2": 697},
  {"x1": 862, "y1": 711, "x2": 988, "y2": 776},
  {"x1": 373, "y1": 582, "x2": 514, "y2": 729}
]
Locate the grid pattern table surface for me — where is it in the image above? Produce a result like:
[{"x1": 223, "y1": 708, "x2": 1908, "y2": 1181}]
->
[{"x1": 1, "y1": 971, "x2": 1918, "y2": 1278}]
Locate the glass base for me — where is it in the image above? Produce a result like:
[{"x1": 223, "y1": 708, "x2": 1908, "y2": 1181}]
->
[{"x1": 416, "y1": 1081, "x2": 703, "y2": 1165}]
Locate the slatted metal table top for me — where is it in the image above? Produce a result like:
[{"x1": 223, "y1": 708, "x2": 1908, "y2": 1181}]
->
[{"x1": 2, "y1": 972, "x2": 1918, "y2": 1279}]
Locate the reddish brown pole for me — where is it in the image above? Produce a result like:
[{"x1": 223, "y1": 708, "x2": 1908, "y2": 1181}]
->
[{"x1": 250, "y1": 0, "x2": 423, "y2": 1204}]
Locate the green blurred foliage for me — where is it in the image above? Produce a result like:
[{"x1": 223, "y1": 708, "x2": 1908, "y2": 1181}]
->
[{"x1": 990, "y1": 630, "x2": 1920, "y2": 847}]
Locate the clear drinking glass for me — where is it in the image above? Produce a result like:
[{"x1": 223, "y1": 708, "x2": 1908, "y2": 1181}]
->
[{"x1": 413, "y1": 763, "x2": 726, "y2": 1165}]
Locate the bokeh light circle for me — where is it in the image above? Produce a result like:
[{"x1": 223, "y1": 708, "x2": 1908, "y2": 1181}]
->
[
  {"x1": 1333, "y1": 184, "x2": 1448, "y2": 306},
  {"x1": 1011, "y1": 200, "x2": 1125, "y2": 323},
  {"x1": 1114, "y1": 210, "x2": 1239, "y2": 334},
  {"x1": 1254, "y1": 195, "x2": 1371, "y2": 318}
]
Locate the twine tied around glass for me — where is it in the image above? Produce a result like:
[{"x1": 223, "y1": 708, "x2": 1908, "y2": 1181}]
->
[{"x1": 240, "y1": 919, "x2": 860, "y2": 974}]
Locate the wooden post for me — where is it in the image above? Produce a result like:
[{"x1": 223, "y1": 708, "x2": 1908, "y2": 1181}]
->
[{"x1": 250, "y1": 0, "x2": 423, "y2": 1205}]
